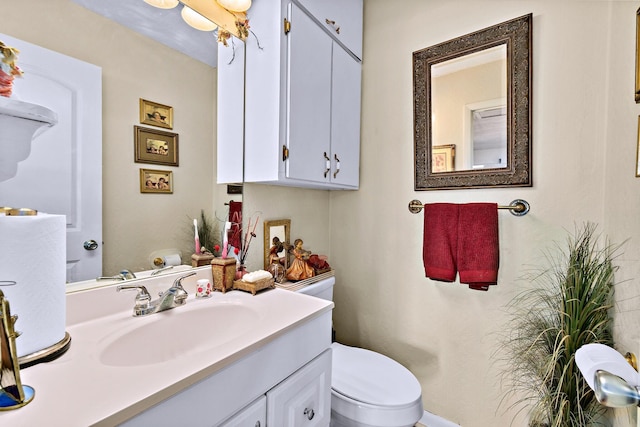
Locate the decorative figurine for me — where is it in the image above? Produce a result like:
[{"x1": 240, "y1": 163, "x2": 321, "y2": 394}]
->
[
  {"x1": 267, "y1": 237, "x2": 286, "y2": 283},
  {"x1": 285, "y1": 239, "x2": 315, "y2": 281},
  {"x1": 307, "y1": 254, "x2": 331, "y2": 275}
]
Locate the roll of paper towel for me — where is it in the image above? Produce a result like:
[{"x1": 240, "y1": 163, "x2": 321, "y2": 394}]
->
[{"x1": 0, "y1": 213, "x2": 66, "y2": 357}]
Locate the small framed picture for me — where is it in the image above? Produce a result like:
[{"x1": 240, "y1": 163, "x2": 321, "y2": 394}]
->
[
  {"x1": 140, "y1": 98, "x2": 173, "y2": 129},
  {"x1": 140, "y1": 168, "x2": 173, "y2": 194},
  {"x1": 134, "y1": 125, "x2": 179, "y2": 166},
  {"x1": 432, "y1": 144, "x2": 456, "y2": 173}
]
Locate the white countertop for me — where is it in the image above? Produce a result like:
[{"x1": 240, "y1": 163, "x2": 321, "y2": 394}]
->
[{"x1": 0, "y1": 268, "x2": 333, "y2": 426}]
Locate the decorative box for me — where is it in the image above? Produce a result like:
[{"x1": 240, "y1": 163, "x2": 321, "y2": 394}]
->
[
  {"x1": 211, "y1": 257, "x2": 236, "y2": 293},
  {"x1": 233, "y1": 277, "x2": 275, "y2": 295},
  {"x1": 191, "y1": 252, "x2": 215, "y2": 267}
]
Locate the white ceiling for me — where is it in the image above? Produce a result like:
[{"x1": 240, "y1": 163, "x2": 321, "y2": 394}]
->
[{"x1": 71, "y1": 0, "x2": 218, "y2": 67}]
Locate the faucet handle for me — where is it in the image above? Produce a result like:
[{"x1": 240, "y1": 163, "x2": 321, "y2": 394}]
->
[
  {"x1": 172, "y1": 272, "x2": 195, "y2": 304},
  {"x1": 172, "y1": 272, "x2": 196, "y2": 291},
  {"x1": 117, "y1": 284, "x2": 151, "y2": 311}
]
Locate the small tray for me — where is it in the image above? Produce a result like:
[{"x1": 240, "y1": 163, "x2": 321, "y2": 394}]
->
[{"x1": 233, "y1": 277, "x2": 275, "y2": 295}]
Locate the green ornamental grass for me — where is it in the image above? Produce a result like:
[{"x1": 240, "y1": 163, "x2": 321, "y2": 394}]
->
[{"x1": 501, "y1": 223, "x2": 619, "y2": 427}]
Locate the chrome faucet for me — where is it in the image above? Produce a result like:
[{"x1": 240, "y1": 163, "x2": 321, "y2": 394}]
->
[
  {"x1": 151, "y1": 265, "x2": 174, "y2": 276},
  {"x1": 117, "y1": 272, "x2": 195, "y2": 317},
  {"x1": 96, "y1": 269, "x2": 137, "y2": 281}
]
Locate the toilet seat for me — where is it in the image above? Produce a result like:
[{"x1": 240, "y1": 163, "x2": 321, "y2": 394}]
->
[{"x1": 330, "y1": 343, "x2": 423, "y2": 426}]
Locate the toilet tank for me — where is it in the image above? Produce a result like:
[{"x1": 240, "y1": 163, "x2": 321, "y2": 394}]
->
[{"x1": 296, "y1": 277, "x2": 334, "y2": 301}]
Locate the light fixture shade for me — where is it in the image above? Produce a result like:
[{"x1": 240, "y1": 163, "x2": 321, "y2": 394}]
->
[
  {"x1": 181, "y1": 6, "x2": 218, "y2": 32},
  {"x1": 216, "y1": 0, "x2": 252, "y2": 12},
  {"x1": 143, "y1": 0, "x2": 179, "y2": 9}
]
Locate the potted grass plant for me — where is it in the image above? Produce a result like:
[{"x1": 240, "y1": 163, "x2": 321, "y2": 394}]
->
[{"x1": 500, "y1": 223, "x2": 620, "y2": 427}]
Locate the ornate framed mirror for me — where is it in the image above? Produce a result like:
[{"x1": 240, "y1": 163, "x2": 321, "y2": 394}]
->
[
  {"x1": 413, "y1": 14, "x2": 532, "y2": 190},
  {"x1": 263, "y1": 219, "x2": 291, "y2": 270}
]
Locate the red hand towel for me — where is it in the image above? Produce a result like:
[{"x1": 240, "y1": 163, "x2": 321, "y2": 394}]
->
[
  {"x1": 457, "y1": 203, "x2": 499, "y2": 291},
  {"x1": 228, "y1": 201, "x2": 242, "y2": 250},
  {"x1": 423, "y1": 203, "x2": 459, "y2": 282}
]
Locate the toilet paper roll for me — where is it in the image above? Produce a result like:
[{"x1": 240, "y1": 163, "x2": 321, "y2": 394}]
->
[
  {"x1": 0, "y1": 213, "x2": 66, "y2": 357},
  {"x1": 163, "y1": 253, "x2": 182, "y2": 267},
  {"x1": 575, "y1": 343, "x2": 640, "y2": 390}
]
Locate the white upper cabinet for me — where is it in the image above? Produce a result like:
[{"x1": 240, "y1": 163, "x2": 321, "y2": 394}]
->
[
  {"x1": 296, "y1": 0, "x2": 363, "y2": 59},
  {"x1": 216, "y1": 36, "x2": 245, "y2": 184},
  {"x1": 223, "y1": 0, "x2": 362, "y2": 190}
]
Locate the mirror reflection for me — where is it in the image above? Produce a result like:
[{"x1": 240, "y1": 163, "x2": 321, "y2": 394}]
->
[
  {"x1": 0, "y1": 2, "x2": 238, "y2": 292},
  {"x1": 431, "y1": 45, "x2": 507, "y2": 172},
  {"x1": 413, "y1": 14, "x2": 532, "y2": 190}
]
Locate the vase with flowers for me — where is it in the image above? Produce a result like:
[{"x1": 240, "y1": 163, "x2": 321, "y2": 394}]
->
[
  {"x1": 0, "y1": 41, "x2": 23, "y2": 98},
  {"x1": 230, "y1": 215, "x2": 259, "y2": 279}
]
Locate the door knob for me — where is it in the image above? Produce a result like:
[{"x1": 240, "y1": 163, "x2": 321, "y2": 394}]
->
[{"x1": 83, "y1": 240, "x2": 99, "y2": 250}]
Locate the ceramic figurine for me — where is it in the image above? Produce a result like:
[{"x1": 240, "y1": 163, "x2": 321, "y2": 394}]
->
[
  {"x1": 267, "y1": 237, "x2": 286, "y2": 283},
  {"x1": 285, "y1": 239, "x2": 315, "y2": 281}
]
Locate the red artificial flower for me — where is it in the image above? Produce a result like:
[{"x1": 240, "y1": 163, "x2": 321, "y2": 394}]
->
[
  {"x1": 234, "y1": 247, "x2": 240, "y2": 255},
  {"x1": 214, "y1": 244, "x2": 220, "y2": 252}
]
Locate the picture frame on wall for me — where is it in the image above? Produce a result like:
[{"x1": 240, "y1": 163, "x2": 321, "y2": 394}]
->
[
  {"x1": 139, "y1": 98, "x2": 173, "y2": 129},
  {"x1": 140, "y1": 168, "x2": 173, "y2": 194},
  {"x1": 432, "y1": 144, "x2": 456, "y2": 173},
  {"x1": 134, "y1": 125, "x2": 179, "y2": 167}
]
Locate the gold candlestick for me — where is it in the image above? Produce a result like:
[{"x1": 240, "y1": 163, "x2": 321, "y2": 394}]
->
[{"x1": 0, "y1": 289, "x2": 34, "y2": 410}]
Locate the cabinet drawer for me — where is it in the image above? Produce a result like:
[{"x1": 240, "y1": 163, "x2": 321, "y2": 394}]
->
[
  {"x1": 219, "y1": 396, "x2": 266, "y2": 427},
  {"x1": 266, "y1": 349, "x2": 332, "y2": 427},
  {"x1": 295, "y1": 0, "x2": 363, "y2": 60}
]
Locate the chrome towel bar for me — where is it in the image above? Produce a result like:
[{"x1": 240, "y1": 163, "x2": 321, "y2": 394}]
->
[{"x1": 408, "y1": 199, "x2": 530, "y2": 217}]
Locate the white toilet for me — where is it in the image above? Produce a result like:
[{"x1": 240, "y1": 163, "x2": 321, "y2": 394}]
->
[{"x1": 297, "y1": 277, "x2": 424, "y2": 427}]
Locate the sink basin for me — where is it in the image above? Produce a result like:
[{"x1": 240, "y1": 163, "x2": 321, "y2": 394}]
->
[{"x1": 99, "y1": 302, "x2": 260, "y2": 367}]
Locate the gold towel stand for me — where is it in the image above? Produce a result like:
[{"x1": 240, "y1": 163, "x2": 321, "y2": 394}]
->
[{"x1": 408, "y1": 199, "x2": 530, "y2": 217}]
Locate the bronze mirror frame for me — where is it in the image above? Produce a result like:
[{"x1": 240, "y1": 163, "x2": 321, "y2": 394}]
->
[{"x1": 413, "y1": 14, "x2": 532, "y2": 190}]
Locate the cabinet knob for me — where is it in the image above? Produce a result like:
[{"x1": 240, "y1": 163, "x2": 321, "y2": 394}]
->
[
  {"x1": 304, "y1": 407, "x2": 315, "y2": 420},
  {"x1": 254, "y1": 421, "x2": 261, "y2": 427},
  {"x1": 333, "y1": 154, "x2": 341, "y2": 178}
]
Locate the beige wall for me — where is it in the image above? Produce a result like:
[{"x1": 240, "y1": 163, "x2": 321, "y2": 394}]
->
[
  {"x1": 4, "y1": 0, "x2": 640, "y2": 425},
  {"x1": 2, "y1": 0, "x2": 216, "y2": 276},
  {"x1": 326, "y1": 1, "x2": 640, "y2": 426}
]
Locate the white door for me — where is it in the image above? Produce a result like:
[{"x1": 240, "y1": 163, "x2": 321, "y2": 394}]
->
[{"x1": 0, "y1": 33, "x2": 102, "y2": 283}]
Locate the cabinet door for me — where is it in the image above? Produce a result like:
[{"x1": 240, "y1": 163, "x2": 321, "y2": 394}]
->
[
  {"x1": 266, "y1": 349, "x2": 332, "y2": 427},
  {"x1": 219, "y1": 396, "x2": 266, "y2": 427},
  {"x1": 296, "y1": 0, "x2": 363, "y2": 59},
  {"x1": 217, "y1": 36, "x2": 245, "y2": 184},
  {"x1": 330, "y1": 45, "x2": 361, "y2": 187},
  {"x1": 286, "y1": 3, "x2": 333, "y2": 184}
]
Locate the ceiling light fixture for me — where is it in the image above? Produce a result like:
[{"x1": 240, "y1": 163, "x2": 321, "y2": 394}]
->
[
  {"x1": 143, "y1": 0, "x2": 179, "y2": 9},
  {"x1": 215, "y1": 0, "x2": 251, "y2": 13},
  {"x1": 181, "y1": 5, "x2": 218, "y2": 32}
]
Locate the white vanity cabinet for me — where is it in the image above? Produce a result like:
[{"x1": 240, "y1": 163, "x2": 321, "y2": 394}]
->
[
  {"x1": 220, "y1": 349, "x2": 331, "y2": 426},
  {"x1": 266, "y1": 349, "x2": 331, "y2": 426},
  {"x1": 118, "y1": 304, "x2": 333, "y2": 427},
  {"x1": 217, "y1": 0, "x2": 363, "y2": 190},
  {"x1": 219, "y1": 396, "x2": 266, "y2": 426}
]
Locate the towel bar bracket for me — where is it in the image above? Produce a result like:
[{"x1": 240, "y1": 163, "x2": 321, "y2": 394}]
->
[
  {"x1": 408, "y1": 199, "x2": 530, "y2": 217},
  {"x1": 507, "y1": 199, "x2": 530, "y2": 216}
]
